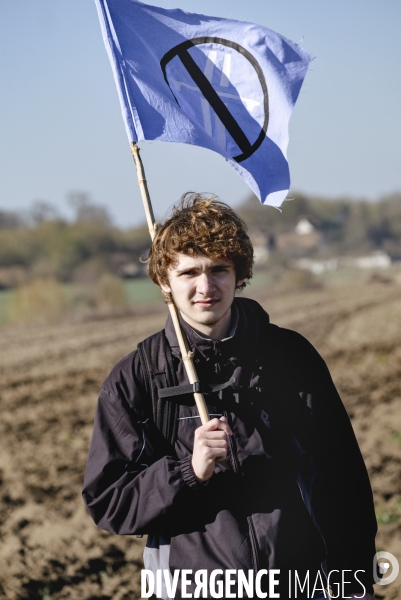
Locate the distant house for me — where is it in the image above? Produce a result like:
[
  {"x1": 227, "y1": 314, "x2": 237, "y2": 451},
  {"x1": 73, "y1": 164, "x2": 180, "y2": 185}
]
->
[
  {"x1": 110, "y1": 252, "x2": 148, "y2": 278},
  {"x1": 293, "y1": 251, "x2": 392, "y2": 274},
  {"x1": 295, "y1": 218, "x2": 315, "y2": 236},
  {"x1": 346, "y1": 251, "x2": 392, "y2": 270},
  {"x1": 292, "y1": 258, "x2": 338, "y2": 275},
  {"x1": 117, "y1": 262, "x2": 142, "y2": 278},
  {"x1": 276, "y1": 217, "x2": 322, "y2": 252}
]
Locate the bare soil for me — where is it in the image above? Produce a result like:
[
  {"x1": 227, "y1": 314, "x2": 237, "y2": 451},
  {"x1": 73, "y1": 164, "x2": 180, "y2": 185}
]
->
[{"x1": 0, "y1": 276, "x2": 400, "y2": 600}]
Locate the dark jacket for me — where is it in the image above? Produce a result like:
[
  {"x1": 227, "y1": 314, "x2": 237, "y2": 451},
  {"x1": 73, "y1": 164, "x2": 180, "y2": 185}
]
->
[{"x1": 82, "y1": 298, "x2": 377, "y2": 598}]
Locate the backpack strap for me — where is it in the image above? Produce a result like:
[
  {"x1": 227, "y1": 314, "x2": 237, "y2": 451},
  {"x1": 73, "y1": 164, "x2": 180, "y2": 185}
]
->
[
  {"x1": 137, "y1": 329, "x2": 179, "y2": 448},
  {"x1": 157, "y1": 376, "x2": 237, "y2": 399}
]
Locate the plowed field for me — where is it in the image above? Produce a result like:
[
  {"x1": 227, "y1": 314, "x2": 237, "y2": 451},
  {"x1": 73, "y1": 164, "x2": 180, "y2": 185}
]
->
[{"x1": 0, "y1": 275, "x2": 400, "y2": 600}]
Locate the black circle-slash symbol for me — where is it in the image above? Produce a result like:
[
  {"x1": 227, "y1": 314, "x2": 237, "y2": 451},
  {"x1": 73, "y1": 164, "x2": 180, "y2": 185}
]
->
[{"x1": 160, "y1": 37, "x2": 269, "y2": 163}]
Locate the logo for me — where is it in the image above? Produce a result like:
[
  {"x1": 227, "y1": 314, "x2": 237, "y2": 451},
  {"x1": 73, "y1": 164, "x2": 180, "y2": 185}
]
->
[
  {"x1": 373, "y1": 551, "x2": 399, "y2": 585},
  {"x1": 160, "y1": 37, "x2": 269, "y2": 163}
]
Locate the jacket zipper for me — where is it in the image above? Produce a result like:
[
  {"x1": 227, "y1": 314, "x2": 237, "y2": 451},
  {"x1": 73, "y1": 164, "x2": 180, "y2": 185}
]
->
[
  {"x1": 247, "y1": 515, "x2": 260, "y2": 571},
  {"x1": 296, "y1": 480, "x2": 330, "y2": 593},
  {"x1": 224, "y1": 410, "x2": 242, "y2": 475},
  {"x1": 224, "y1": 411, "x2": 259, "y2": 571}
]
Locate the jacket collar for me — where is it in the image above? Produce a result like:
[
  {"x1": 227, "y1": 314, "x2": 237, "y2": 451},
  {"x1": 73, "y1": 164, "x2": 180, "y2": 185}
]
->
[{"x1": 164, "y1": 297, "x2": 269, "y2": 361}]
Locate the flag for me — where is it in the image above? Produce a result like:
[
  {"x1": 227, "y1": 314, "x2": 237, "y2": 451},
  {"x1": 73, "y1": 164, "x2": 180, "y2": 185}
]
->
[{"x1": 94, "y1": 0, "x2": 312, "y2": 207}]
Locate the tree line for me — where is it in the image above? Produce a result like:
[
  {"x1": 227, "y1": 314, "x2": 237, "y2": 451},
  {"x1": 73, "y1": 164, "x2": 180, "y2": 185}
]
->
[
  {"x1": 0, "y1": 193, "x2": 150, "y2": 288},
  {"x1": 0, "y1": 191, "x2": 400, "y2": 289},
  {"x1": 238, "y1": 191, "x2": 401, "y2": 258}
]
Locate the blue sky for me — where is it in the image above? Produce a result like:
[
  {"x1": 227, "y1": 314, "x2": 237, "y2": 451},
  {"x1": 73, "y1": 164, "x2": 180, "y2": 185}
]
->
[{"x1": 0, "y1": 0, "x2": 400, "y2": 227}]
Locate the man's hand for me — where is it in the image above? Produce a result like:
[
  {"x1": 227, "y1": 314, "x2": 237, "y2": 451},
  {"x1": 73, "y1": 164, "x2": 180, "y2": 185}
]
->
[{"x1": 191, "y1": 417, "x2": 232, "y2": 483}]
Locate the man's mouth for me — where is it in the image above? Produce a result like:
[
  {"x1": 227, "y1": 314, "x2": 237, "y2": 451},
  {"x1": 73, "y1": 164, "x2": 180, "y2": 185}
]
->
[{"x1": 194, "y1": 299, "x2": 219, "y2": 307}]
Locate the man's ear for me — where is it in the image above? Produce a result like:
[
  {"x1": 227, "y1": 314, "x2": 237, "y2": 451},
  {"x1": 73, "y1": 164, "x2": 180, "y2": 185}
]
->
[
  {"x1": 159, "y1": 281, "x2": 171, "y2": 293},
  {"x1": 235, "y1": 279, "x2": 245, "y2": 289}
]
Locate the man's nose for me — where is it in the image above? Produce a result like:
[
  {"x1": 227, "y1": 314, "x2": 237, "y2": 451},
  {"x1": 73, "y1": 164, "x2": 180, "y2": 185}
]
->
[{"x1": 197, "y1": 273, "x2": 215, "y2": 294}]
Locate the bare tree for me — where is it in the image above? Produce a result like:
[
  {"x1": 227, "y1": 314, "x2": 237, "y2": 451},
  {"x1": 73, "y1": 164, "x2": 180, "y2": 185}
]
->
[
  {"x1": 67, "y1": 191, "x2": 111, "y2": 227},
  {"x1": 30, "y1": 201, "x2": 60, "y2": 225}
]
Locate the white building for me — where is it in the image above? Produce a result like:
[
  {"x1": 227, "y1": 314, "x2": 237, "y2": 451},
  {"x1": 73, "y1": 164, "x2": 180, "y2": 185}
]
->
[{"x1": 295, "y1": 218, "x2": 315, "y2": 236}]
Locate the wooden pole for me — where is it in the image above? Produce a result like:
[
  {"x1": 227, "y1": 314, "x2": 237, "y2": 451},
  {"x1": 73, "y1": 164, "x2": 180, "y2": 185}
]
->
[{"x1": 130, "y1": 142, "x2": 210, "y2": 425}]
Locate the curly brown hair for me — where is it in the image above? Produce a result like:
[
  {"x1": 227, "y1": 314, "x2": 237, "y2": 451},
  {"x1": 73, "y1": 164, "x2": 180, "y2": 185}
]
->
[{"x1": 148, "y1": 193, "x2": 254, "y2": 291}]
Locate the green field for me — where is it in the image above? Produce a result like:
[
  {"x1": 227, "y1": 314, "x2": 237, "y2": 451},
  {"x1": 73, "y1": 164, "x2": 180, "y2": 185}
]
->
[
  {"x1": 0, "y1": 273, "x2": 274, "y2": 326},
  {"x1": 123, "y1": 277, "x2": 164, "y2": 304},
  {"x1": 0, "y1": 278, "x2": 162, "y2": 326}
]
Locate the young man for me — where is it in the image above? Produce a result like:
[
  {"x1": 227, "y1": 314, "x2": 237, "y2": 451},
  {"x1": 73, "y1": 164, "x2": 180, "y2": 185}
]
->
[{"x1": 83, "y1": 194, "x2": 377, "y2": 599}]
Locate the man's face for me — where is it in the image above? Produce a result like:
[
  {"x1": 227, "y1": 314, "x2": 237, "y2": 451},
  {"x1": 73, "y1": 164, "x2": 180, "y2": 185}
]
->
[{"x1": 160, "y1": 253, "x2": 243, "y2": 337}]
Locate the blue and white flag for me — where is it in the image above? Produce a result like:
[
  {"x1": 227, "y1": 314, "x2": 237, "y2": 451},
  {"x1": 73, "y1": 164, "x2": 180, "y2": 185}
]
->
[{"x1": 94, "y1": 0, "x2": 312, "y2": 207}]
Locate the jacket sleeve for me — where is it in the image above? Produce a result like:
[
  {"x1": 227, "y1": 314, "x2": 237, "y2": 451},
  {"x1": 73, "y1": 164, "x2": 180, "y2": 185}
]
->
[
  {"x1": 300, "y1": 337, "x2": 377, "y2": 594},
  {"x1": 82, "y1": 350, "x2": 201, "y2": 536}
]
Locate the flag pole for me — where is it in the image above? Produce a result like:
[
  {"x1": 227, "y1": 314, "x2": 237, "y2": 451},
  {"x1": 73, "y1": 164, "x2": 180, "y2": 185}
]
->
[{"x1": 130, "y1": 142, "x2": 210, "y2": 425}]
